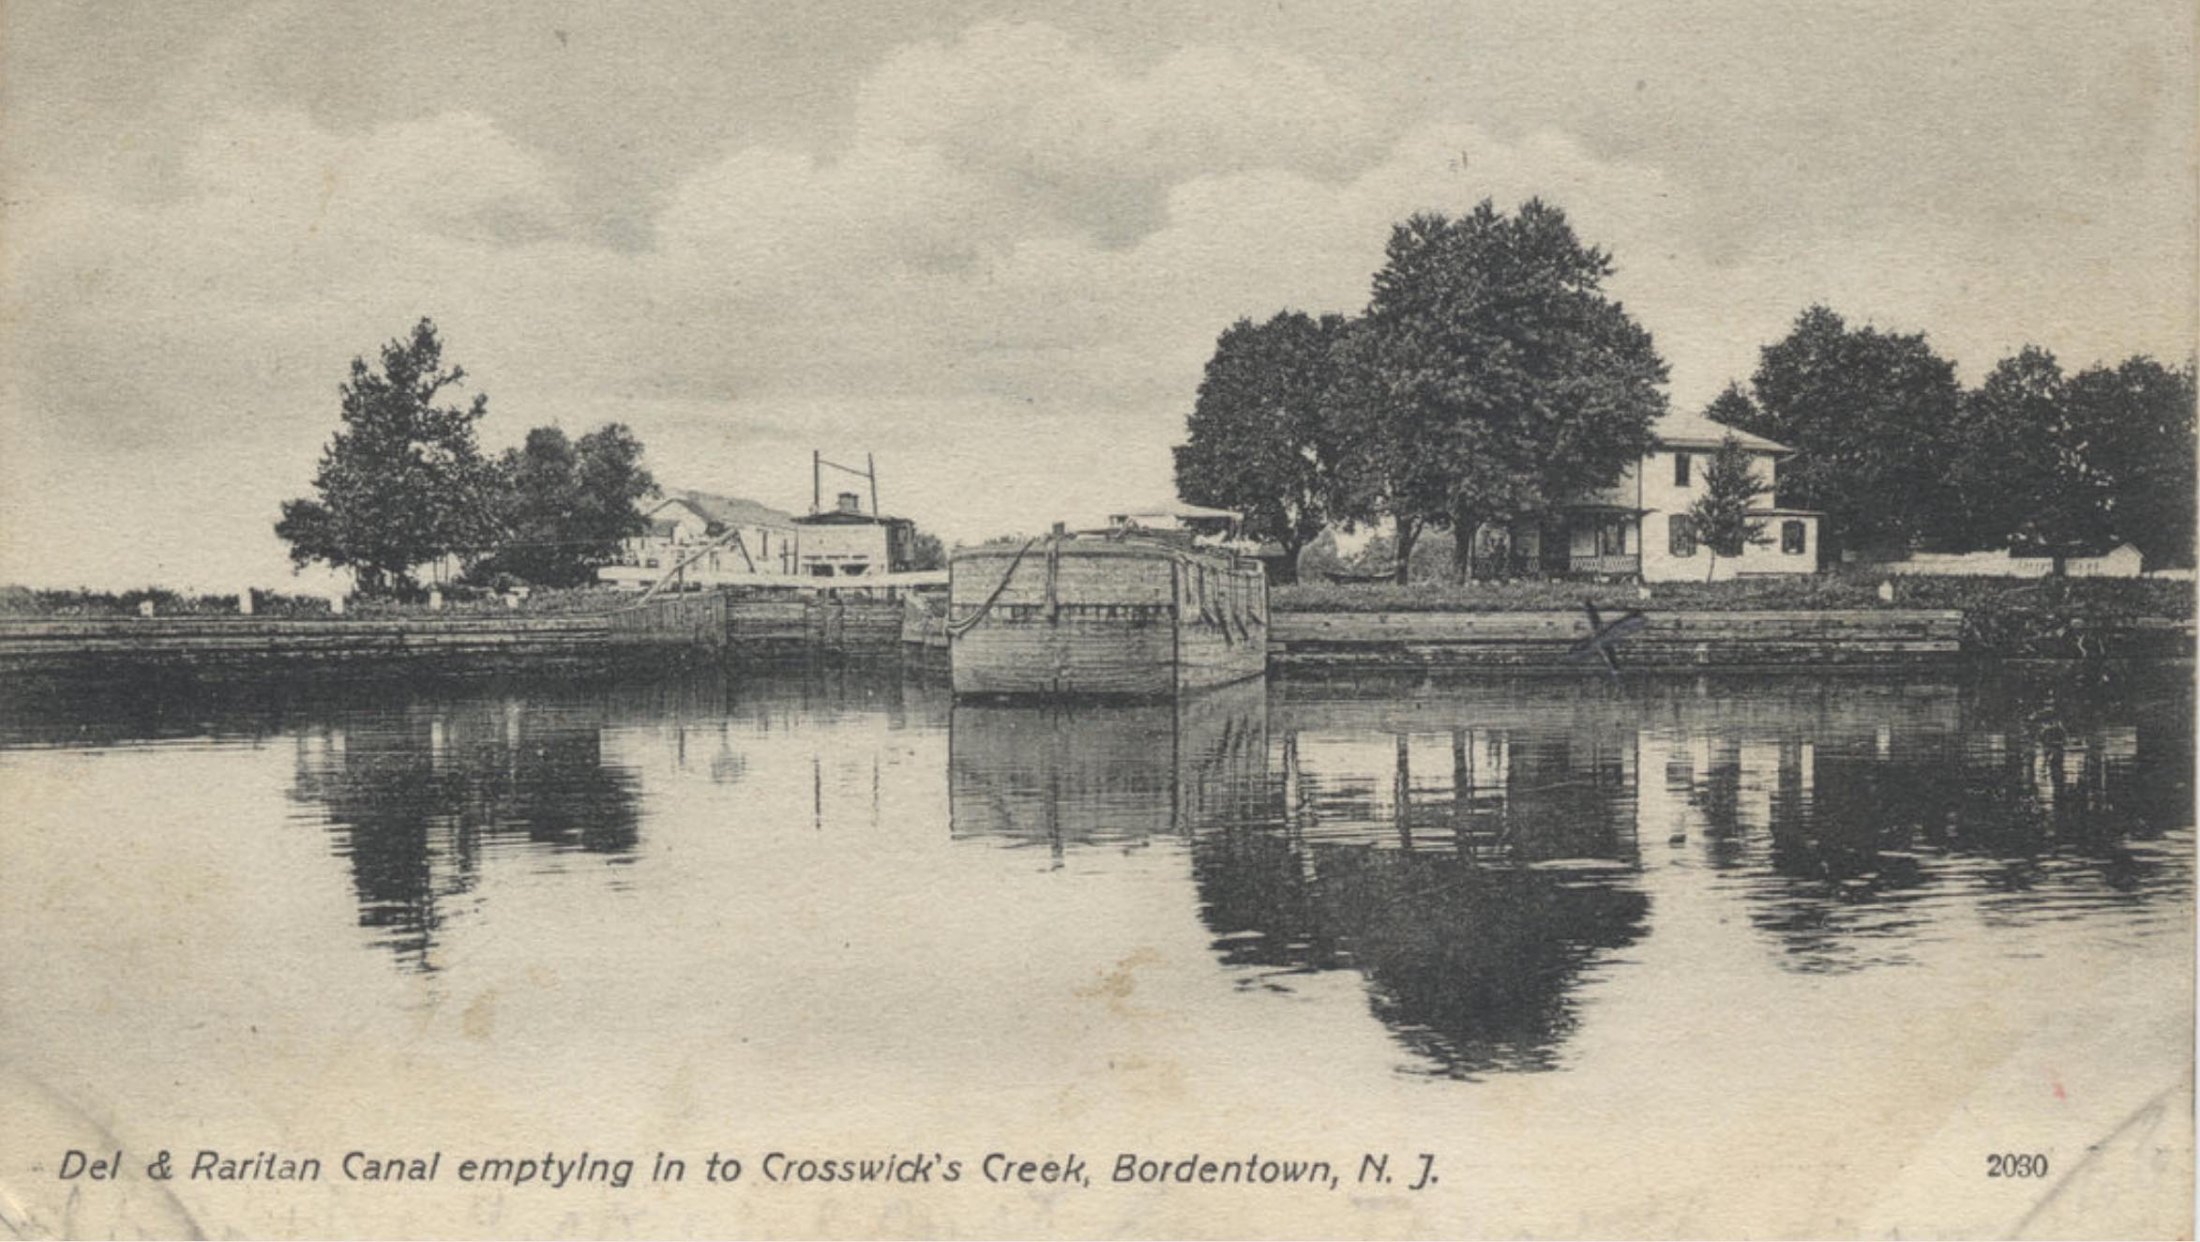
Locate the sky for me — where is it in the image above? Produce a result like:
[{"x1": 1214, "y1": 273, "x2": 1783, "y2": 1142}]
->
[{"x1": 2, "y1": 0, "x2": 2193, "y2": 592}]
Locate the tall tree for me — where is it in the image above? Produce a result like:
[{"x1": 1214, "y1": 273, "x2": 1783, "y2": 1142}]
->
[
  {"x1": 1686, "y1": 435, "x2": 1771, "y2": 580},
  {"x1": 1737, "y1": 305, "x2": 1960, "y2": 554},
  {"x1": 480, "y1": 423, "x2": 658, "y2": 587},
  {"x1": 2062, "y1": 355, "x2": 2197, "y2": 568},
  {"x1": 1320, "y1": 318, "x2": 1455, "y2": 582},
  {"x1": 1354, "y1": 199, "x2": 1668, "y2": 580},
  {"x1": 1174, "y1": 311, "x2": 1352, "y2": 582},
  {"x1": 1703, "y1": 382, "x2": 1760, "y2": 431},
  {"x1": 1945, "y1": 347, "x2": 2070, "y2": 551},
  {"x1": 276, "y1": 319, "x2": 499, "y2": 595}
]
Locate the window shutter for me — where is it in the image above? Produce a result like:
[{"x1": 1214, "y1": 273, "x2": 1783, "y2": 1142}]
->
[{"x1": 1669, "y1": 514, "x2": 1697, "y2": 557}]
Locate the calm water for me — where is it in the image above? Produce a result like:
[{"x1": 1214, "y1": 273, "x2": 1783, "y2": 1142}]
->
[{"x1": 2, "y1": 662, "x2": 2191, "y2": 1235}]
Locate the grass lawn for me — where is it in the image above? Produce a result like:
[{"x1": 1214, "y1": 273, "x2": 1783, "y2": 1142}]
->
[
  {"x1": 1272, "y1": 571, "x2": 2194, "y2": 621},
  {"x1": 0, "y1": 583, "x2": 636, "y2": 620}
]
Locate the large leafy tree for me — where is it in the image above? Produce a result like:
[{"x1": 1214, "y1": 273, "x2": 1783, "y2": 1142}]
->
[
  {"x1": 276, "y1": 319, "x2": 500, "y2": 595},
  {"x1": 2062, "y1": 355, "x2": 2197, "y2": 568},
  {"x1": 1702, "y1": 382, "x2": 1760, "y2": 430},
  {"x1": 1944, "y1": 347, "x2": 2072, "y2": 551},
  {"x1": 479, "y1": 423, "x2": 658, "y2": 586},
  {"x1": 1353, "y1": 199, "x2": 1668, "y2": 580},
  {"x1": 1321, "y1": 318, "x2": 1456, "y2": 582},
  {"x1": 1174, "y1": 311, "x2": 1352, "y2": 582},
  {"x1": 1736, "y1": 305, "x2": 1960, "y2": 554}
]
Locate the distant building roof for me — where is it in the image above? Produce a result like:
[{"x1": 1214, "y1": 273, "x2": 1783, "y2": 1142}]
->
[
  {"x1": 651, "y1": 489, "x2": 800, "y2": 532},
  {"x1": 794, "y1": 509, "x2": 910, "y2": 526},
  {"x1": 1651, "y1": 412, "x2": 1793, "y2": 455}
]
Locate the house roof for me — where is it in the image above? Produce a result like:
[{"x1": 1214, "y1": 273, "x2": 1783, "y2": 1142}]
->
[
  {"x1": 649, "y1": 489, "x2": 800, "y2": 532},
  {"x1": 794, "y1": 509, "x2": 910, "y2": 526},
  {"x1": 1652, "y1": 412, "x2": 1793, "y2": 455}
]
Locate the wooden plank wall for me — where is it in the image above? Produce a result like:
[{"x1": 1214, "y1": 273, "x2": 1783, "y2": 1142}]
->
[
  {"x1": 611, "y1": 592, "x2": 907, "y2": 654},
  {"x1": 1268, "y1": 609, "x2": 1968, "y2": 668},
  {"x1": 0, "y1": 592, "x2": 921, "y2": 677},
  {"x1": 0, "y1": 616, "x2": 611, "y2": 676},
  {"x1": 723, "y1": 597, "x2": 811, "y2": 644},
  {"x1": 607, "y1": 593, "x2": 728, "y2": 647}
]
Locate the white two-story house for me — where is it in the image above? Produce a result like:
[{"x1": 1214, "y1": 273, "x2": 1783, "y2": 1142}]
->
[{"x1": 1500, "y1": 412, "x2": 1821, "y2": 582}]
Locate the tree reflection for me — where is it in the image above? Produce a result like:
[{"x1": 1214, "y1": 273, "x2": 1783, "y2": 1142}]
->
[
  {"x1": 950, "y1": 682, "x2": 1651, "y2": 1077},
  {"x1": 1635, "y1": 669, "x2": 2193, "y2": 972},
  {"x1": 948, "y1": 668, "x2": 2188, "y2": 1072},
  {"x1": 1201, "y1": 709, "x2": 1649, "y2": 1078},
  {"x1": 289, "y1": 695, "x2": 641, "y2": 971}
]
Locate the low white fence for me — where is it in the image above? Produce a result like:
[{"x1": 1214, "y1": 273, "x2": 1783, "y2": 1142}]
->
[{"x1": 1882, "y1": 545, "x2": 2166, "y2": 580}]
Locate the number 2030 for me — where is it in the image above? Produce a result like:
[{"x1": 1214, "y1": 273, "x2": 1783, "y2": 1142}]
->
[{"x1": 1987, "y1": 1153, "x2": 2049, "y2": 1178}]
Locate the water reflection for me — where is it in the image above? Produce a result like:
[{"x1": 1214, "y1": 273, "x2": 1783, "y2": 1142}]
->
[
  {"x1": 289, "y1": 696, "x2": 642, "y2": 970},
  {"x1": 947, "y1": 680, "x2": 1269, "y2": 858},
  {"x1": 947, "y1": 668, "x2": 2190, "y2": 1076},
  {"x1": 1596, "y1": 678, "x2": 2181, "y2": 973},
  {"x1": 950, "y1": 680, "x2": 1651, "y2": 1076},
  {"x1": 1280, "y1": 672, "x2": 2191, "y2": 982},
  {"x1": 1, "y1": 662, "x2": 2186, "y2": 1078}
]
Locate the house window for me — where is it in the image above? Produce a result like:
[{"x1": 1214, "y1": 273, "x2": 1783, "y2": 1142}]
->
[
  {"x1": 1673, "y1": 453, "x2": 1692, "y2": 487},
  {"x1": 809, "y1": 564, "x2": 835, "y2": 578},
  {"x1": 1669, "y1": 514, "x2": 1698, "y2": 558},
  {"x1": 1781, "y1": 520, "x2": 1806, "y2": 555}
]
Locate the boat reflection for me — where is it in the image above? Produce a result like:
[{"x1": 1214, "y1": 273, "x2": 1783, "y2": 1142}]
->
[{"x1": 947, "y1": 679, "x2": 1270, "y2": 859}]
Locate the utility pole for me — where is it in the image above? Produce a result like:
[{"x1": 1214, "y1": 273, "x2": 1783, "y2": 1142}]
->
[
  {"x1": 812, "y1": 449, "x2": 821, "y2": 515},
  {"x1": 867, "y1": 452, "x2": 878, "y2": 516}
]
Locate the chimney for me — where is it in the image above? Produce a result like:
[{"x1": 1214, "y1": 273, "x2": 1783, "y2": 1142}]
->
[{"x1": 837, "y1": 491, "x2": 862, "y2": 514}]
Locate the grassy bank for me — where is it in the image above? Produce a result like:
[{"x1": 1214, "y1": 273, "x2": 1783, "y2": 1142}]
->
[
  {"x1": 1274, "y1": 572, "x2": 2191, "y2": 616},
  {"x1": 0, "y1": 584, "x2": 633, "y2": 620},
  {"x1": 1272, "y1": 572, "x2": 2194, "y2": 658},
  {"x1": 0, "y1": 585, "x2": 336, "y2": 618}
]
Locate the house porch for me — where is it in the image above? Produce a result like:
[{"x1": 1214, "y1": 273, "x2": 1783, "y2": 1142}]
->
[{"x1": 1479, "y1": 509, "x2": 1643, "y2": 580}]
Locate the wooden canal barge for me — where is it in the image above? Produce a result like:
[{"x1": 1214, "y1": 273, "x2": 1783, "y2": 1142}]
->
[{"x1": 947, "y1": 534, "x2": 1267, "y2": 698}]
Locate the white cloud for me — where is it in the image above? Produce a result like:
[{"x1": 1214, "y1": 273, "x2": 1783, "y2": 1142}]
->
[
  {"x1": 852, "y1": 21, "x2": 1378, "y2": 239},
  {"x1": 4, "y1": 17, "x2": 2191, "y2": 589}
]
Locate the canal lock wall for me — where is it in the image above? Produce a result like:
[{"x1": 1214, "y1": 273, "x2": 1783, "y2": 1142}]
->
[{"x1": 1, "y1": 598, "x2": 2187, "y2": 682}]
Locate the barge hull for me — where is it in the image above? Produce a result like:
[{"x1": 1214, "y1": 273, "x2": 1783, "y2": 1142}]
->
[{"x1": 948, "y1": 540, "x2": 1266, "y2": 699}]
